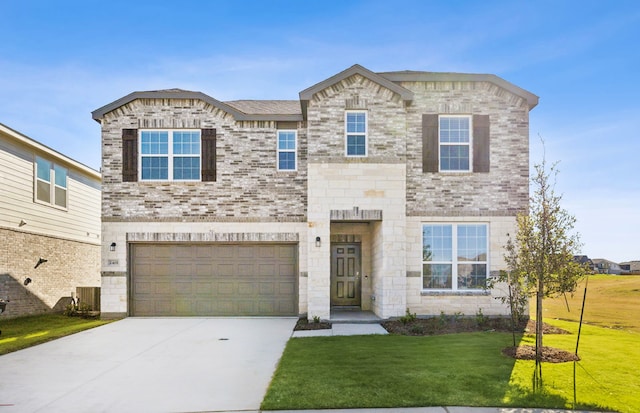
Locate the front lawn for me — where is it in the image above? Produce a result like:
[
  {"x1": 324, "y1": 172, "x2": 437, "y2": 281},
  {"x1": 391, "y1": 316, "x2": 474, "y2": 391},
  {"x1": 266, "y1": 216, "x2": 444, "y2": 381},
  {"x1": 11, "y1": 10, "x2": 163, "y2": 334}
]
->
[
  {"x1": 262, "y1": 320, "x2": 639, "y2": 412},
  {"x1": 0, "y1": 314, "x2": 112, "y2": 355}
]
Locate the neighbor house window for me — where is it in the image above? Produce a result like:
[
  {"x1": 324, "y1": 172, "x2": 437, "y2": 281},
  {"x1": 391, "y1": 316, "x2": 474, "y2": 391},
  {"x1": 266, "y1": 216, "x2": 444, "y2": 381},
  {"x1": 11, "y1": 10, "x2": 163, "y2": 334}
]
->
[
  {"x1": 277, "y1": 130, "x2": 297, "y2": 171},
  {"x1": 345, "y1": 111, "x2": 367, "y2": 156},
  {"x1": 439, "y1": 116, "x2": 471, "y2": 172},
  {"x1": 422, "y1": 223, "x2": 488, "y2": 290},
  {"x1": 35, "y1": 156, "x2": 67, "y2": 208},
  {"x1": 140, "y1": 130, "x2": 201, "y2": 181}
]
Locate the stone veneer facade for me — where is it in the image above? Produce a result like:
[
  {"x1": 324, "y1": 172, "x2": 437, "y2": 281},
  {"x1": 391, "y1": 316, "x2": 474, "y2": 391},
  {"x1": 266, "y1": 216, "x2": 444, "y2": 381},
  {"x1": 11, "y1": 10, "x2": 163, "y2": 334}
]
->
[{"x1": 94, "y1": 65, "x2": 536, "y2": 320}]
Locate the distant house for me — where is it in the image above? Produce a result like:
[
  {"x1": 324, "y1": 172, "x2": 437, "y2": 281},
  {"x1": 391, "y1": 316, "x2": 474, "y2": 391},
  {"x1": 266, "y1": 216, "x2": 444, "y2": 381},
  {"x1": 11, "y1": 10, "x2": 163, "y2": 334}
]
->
[
  {"x1": 574, "y1": 255, "x2": 595, "y2": 272},
  {"x1": 0, "y1": 122, "x2": 101, "y2": 318},
  {"x1": 591, "y1": 258, "x2": 623, "y2": 275},
  {"x1": 619, "y1": 260, "x2": 640, "y2": 274}
]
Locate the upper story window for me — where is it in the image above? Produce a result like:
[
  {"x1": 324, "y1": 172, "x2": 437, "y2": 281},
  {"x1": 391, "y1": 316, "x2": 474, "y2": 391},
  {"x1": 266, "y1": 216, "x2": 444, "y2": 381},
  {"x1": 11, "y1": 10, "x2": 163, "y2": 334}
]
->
[
  {"x1": 422, "y1": 223, "x2": 488, "y2": 290},
  {"x1": 277, "y1": 130, "x2": 297, "y2": 171},
  {"x1": 439, "y1": 116, "x2": 471, "y2": 172},
  {"x1": 35, "y1": 156, "x2": 67, "y2": 208},
  {"x1": 345, "y1": 111, "x2": 367, "y2": 157},
  {"x1": 422, "y1": 114, "x2": 490, "y2": 174},
  {"x1": 139, "y1": 130, "x2": 201, "y2": 181}
]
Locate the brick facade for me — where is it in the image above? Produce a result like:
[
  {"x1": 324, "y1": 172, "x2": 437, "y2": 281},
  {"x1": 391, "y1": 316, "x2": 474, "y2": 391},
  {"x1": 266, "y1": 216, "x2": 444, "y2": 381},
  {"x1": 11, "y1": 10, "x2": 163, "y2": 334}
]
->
[
  {"x1": 0, "y1": 228, "x2": 100, "y2": 318},
  {"x1": 100, "y1": 100, "x2": 307, "y2": 222},
  {"x1": 94, "y1": 65, "x2": 536, "y2": 319}
]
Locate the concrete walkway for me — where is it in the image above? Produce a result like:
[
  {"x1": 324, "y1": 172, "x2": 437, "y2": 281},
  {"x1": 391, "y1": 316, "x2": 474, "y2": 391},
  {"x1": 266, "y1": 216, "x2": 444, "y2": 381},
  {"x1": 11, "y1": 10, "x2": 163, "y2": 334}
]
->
[{"x1": 292, "y1": 323, "x2": 388, "y2": 337}]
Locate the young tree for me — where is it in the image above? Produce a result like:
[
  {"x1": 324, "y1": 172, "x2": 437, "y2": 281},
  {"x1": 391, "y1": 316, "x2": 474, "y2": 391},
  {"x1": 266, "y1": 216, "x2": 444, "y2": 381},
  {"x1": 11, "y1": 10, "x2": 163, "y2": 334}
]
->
[{"x1": 498, "y1": 153, "x2": 587, "y2": 390}]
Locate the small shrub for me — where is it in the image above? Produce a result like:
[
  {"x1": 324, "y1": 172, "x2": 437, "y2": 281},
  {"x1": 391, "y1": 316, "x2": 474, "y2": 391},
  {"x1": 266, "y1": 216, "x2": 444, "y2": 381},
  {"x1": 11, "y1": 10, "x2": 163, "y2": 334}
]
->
[
  {"x1": 400, "y1": 309, "x2": 417, "y2": 325},
  {"x1": 438, "y1": 311, "x2": 448, "y2": 327},
  {"x1": 312, "y1": 315, "x2": 321, "y2": 324},
  {"x1": 475, "y1": 308, "x2": 489, "y2": 327}
]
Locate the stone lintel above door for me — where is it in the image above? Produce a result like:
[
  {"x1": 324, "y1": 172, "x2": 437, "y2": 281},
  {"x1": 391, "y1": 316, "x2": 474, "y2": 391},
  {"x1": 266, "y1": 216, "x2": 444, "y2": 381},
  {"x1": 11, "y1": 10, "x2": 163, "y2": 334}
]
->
[{"x1": 330, "y1": 207, "x2": 382, "y2": 222}]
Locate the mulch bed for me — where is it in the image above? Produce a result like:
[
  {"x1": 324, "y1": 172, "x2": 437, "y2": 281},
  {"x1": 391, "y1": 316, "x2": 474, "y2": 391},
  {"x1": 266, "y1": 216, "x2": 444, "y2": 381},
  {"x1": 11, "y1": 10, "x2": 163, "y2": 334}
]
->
[
  {"x1": 294, "y1": 315, "x2": 577, "y2": 363},
  {"x1": 502, "y1": 345, "x2": 580, "y2": 363},
  {"x1": 294, "y1": 317, "x2": 331, "y2": 331},
  {"x1": 381, "y1": 316, "x2": 577, "y2": 363}
]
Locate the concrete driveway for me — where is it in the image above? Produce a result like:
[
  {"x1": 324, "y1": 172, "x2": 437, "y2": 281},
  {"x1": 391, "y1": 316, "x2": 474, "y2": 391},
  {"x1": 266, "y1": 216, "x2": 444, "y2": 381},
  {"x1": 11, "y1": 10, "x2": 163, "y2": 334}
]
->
[{"x1": 0, "y1": 317, "x2": 297, "y2": 412}]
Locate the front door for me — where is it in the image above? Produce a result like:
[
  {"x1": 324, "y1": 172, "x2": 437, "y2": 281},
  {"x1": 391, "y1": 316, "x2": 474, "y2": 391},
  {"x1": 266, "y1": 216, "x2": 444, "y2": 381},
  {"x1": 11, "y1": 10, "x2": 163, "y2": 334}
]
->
[{"x1": 331, "y1": 243, "x2": 361, "y2": 306}]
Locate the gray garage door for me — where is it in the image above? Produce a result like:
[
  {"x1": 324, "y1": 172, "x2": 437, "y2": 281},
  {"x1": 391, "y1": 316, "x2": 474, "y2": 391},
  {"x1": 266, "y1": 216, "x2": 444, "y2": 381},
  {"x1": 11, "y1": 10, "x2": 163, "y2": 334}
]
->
[{"x1": 131, "y1": 243, "x2": 297, "y2": 316}]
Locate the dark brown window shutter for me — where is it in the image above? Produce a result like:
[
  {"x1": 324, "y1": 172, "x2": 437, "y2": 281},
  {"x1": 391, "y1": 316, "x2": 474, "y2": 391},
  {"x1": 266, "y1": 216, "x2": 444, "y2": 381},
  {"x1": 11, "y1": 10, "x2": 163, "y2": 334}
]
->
[
  {"x1": 122, "y1": 129, "x2": 138, "y2": 182},
  {"x1": 473, "y1": 115, "x2": 490, "y2": 173},
  {"x1": 201, "y1": 128, "x2": 217, "y2": 182},
  {"x1": 422, "y1": 114, "x2": 439, "y2": 173}
]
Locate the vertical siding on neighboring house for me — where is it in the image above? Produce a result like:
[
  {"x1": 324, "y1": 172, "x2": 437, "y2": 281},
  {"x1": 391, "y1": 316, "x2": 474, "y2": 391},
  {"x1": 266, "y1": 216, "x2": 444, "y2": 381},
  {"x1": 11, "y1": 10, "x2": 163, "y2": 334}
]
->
[
  {"x1": 0, "y1": 129, "x2": 101, "y2": 318},
  {"x1": 0, "y1": 135, "x2": 101, "y2": 243}
]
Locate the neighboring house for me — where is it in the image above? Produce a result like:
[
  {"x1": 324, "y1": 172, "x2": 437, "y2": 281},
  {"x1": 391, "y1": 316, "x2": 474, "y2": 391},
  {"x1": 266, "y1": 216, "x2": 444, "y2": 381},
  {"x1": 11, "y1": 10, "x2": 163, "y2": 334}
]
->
[
  {"x1": 574, "y1": 255, "x2": 595, "y2": 273},
  {"x1": 591, "y1": 259, "x2": 623, "y2": 275},
  {"x1": 619, "y1": 260, "x2": 640, "y2": 274},
  {"x1": 92, "y1": 64, "x2": 538, "y2": 320},
  {"x1": 0, "y1": 123, "x2": 101, "y2": 318}
]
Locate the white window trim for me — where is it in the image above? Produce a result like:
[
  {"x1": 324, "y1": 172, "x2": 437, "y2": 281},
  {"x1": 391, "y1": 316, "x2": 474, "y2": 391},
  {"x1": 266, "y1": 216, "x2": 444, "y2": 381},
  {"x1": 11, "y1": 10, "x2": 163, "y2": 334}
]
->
[
  {"x1": 138, "y1": 129, "x2": 201, "y2": 181},
  {"x1": 438, "y1": 114, "x2": 473, "y2": 173},
  {"x1": 34, "y1": 156, "x2": 68, "y2": 210},
  {"x1": 421, "y1": 222, "x2": 489, "y2": 292},
  {"x1": 276, "y1": 129, "x2": 297, "y2": 172},
  {"x1": 345, "y1": 110, "x2": 368, "y2": 157}
]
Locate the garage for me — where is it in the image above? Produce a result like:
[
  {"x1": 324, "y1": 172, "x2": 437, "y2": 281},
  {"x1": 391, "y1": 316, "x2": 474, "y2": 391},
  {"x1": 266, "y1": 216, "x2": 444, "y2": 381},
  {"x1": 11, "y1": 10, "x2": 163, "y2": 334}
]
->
[{"x1": 130, "y1": 243, "x2": 297, "y2": 316}]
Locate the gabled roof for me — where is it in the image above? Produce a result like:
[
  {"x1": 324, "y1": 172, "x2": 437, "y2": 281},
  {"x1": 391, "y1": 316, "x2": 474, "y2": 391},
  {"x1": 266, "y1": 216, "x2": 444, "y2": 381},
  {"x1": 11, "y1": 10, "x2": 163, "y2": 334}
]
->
[
  {"x1": 378, "y1": 70, "x2": 539, "y2": 110},
  {"x1": 299, "y1": 64, "x2": 415, "y2": 102},
  {"x1": 0, "y1": 122, "x2": 100, "y2": 178},
  {"x1": 91, "y1": 89, "x2": 302, "y2": 122}
]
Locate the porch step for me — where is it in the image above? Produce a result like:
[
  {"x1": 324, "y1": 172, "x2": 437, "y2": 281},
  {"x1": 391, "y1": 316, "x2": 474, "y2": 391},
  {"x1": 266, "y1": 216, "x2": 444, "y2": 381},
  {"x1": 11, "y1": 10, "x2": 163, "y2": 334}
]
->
[{"x1": 329, "y1": 309, "x2": 383, "y2": 324}]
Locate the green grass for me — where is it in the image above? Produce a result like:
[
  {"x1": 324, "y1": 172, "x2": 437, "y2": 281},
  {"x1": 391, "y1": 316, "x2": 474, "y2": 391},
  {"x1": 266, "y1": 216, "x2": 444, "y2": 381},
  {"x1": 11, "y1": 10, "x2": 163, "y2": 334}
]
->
[
  {"x1": 263, "y1": 321, "x2": 639, "y2": 412},
  {"x1": 0, "y1": 314, "x2": 113, "y2": 355},
  {"x1": 539, "y1": 274, "x2": 640, "y2": 333},
  {"x1": 263, "y1": 274, "x2": 640, "y2": 411}
]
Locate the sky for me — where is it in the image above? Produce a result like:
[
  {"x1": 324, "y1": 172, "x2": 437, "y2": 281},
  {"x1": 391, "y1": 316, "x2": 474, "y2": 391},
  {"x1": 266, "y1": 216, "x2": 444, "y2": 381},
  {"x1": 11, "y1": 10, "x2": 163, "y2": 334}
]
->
[{"x1": 1, "y1": 0, "x2": 639, "y2": 262}]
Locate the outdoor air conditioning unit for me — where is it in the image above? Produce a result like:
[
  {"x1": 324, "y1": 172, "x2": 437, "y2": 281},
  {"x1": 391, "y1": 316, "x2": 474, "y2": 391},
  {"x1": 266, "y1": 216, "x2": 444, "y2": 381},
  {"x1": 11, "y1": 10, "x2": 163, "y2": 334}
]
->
[{"x1": 76, "y1": 287, "x2": 101, "y2": 311}]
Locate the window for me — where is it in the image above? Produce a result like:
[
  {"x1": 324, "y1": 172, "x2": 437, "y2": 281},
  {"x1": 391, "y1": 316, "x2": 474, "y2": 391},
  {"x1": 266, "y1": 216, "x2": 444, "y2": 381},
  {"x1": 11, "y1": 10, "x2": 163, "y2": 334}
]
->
[
  {"x1": 439, "y1": 116, "x2": 471, "y2": 171},
  {"x1": 277, "y1": 130, "x2": 297, "y2": 171},
  {"x1": 35, "y1": 156, "x2": 67, "y2": 208},
  {"x1": 140, "y1": 130, "x2": 201, "y2": 181},
  {"x1": 422, "y1": 223, "x2": 488, "y2": 290},
  {"x1": 345, "y1": 111, "x2": 367, "y2": 156}
]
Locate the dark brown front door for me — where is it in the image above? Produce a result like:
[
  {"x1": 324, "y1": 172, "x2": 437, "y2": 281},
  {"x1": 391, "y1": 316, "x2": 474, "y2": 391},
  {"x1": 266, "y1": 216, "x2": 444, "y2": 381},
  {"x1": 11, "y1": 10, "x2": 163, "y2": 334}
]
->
[{"x1": 331, "y1": 243, "x2": 361, "y2": 306}]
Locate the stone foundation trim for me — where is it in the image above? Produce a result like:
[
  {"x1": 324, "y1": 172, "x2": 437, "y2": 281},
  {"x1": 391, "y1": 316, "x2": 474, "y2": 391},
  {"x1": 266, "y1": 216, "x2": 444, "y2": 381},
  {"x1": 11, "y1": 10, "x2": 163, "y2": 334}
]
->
[
  {"x1": 421, "y1": 290, "x2": 491, "y2": 296},
  {"x1": 102, "y1": 216, "x2": 307, "y2": 223},
  {"x1": 101, "y1": 271, "x2": 127, "y2": 278},
  {"x1": 126, "y1": 232, "x2": 299, "y2": 243},
  {"x1": 330, "y1": 208, "x2": 382, "y2": 221}
]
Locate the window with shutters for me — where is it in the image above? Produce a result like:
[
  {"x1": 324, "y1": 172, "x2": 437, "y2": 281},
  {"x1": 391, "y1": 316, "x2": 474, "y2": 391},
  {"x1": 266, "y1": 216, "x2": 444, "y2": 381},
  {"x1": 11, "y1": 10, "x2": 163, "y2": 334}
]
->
[
  {"x1": 422, "y1": 114, "x2": 489, "y2": 173},
  {"x1": 139, "y1": 130, "x2": 201, "y2": 181},
  {"x1": 34, "y1": 156, "x2": 67, "y2": 209},
  {"x1": 439, "y1": 115, "x2": 471, "y2": 172}
]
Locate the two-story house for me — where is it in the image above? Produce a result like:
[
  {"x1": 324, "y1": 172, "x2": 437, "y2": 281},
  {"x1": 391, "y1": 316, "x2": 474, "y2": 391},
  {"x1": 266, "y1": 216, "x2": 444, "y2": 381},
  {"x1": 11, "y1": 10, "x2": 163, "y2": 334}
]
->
[
  {"x1": 0, "y1": 122, "x2": 101, "y2": 318},
  {"x1": 92, "y1": 64, "x2": 537, "y2": 320}
]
